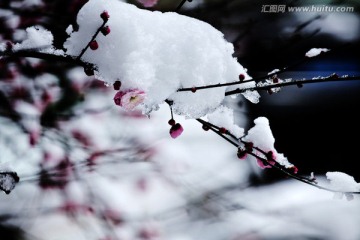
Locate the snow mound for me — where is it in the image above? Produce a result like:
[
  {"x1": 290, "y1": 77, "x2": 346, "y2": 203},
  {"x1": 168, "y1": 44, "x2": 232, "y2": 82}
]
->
[{"x1": 64, "y1": 0, "x2": 258, "y2": 118}]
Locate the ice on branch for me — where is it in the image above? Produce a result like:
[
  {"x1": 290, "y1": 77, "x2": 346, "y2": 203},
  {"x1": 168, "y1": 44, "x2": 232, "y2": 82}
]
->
[
  {"x1": 0, "y1": 172, "x2": 20, "y2": 194},
  {"x1": 268, "y1": 69, "x2": 280, "y2": 75},
  {"x1": 305, "y1": 48, "x2": 330, "y2": 58},
  {"x1": 256, "y1": 76, "x2": 284, "y2": 94},
  {"x1": 326, "y1": 172, "x2": 360, "y2": 199},
  {"x1": 206, "y1": 106, "x2": 244, "y2": 138},
  {"x1": 64, "y1": 0, "x2": 258, "y2": 118},
  {"x1": 243, "y1": 117, "x2": 294, "y2": 169}
]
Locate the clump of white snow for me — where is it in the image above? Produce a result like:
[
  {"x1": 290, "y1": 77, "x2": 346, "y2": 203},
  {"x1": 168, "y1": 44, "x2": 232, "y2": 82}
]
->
[
  {"x1": 244, "y1": 117, "x2": 274, "y2": 151},
  {"x1": 268, "y1": 69, "x2": 280, "y2": 75},
  {"x1": 305, "y1": 48, "x2": 330, "y2": 58},
  {"x1": 243, "y1": 117, "x2": 294, "y2": 168},
  {"x1": 64, "y1": 0, "x2": 258, "y2": 118},
  {"x1": 13, "y1": 26, "x2": 53, "y2": 50},
  {"x1": 326, "y1": 171, "x2": 360, "y2": 192},
  {"x1": 206, "y1": 106, "x2": 244, "y2": 138}
]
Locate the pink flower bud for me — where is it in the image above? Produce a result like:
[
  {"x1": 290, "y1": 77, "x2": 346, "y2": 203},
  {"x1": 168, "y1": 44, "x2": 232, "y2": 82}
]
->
[
  {"x1": 293, "y1": 166, "x2": 298, "y2": 174},
  {"x1": 89, "y1": 40, "x2": 98, "y2": 50},
  {"x1": 219, "y1": 127, "x2": 227, "y2": 134},
  {"x1": 239, "y1": 74, "x2": 245, "y2": 81},
  {"x1": 170, "y1": 123, "x2": 184, "y2": 139},
  {"x1": 101, "y1": 26, "x2": 111, "y2": 36},
  {"x1": 202, "y1": 124, "x2": 210, "y2": 131},
  {"x1": 237, "y1": 148, "x2": 247, "y2": 160},
  {"x1": 113, "y1": 80, "x2": 121, "y2": 90},
  {"x1": 100, "y1": 11, "x2": 110, "y2": 21}
]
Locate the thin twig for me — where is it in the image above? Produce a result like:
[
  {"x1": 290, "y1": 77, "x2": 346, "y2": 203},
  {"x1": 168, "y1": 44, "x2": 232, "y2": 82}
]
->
[
  {"x1": 225, "y1": 75, "x2": 360, "y2": 96},
  {"x1": 176, "y1": 0, "x2": 188, "y2": 12},
  {"x1": 77, "y1": 17, "x2": 108, "y2": 60},
  {"x1": 196, "y1": 118, "x2": 360, "y2": 195}
]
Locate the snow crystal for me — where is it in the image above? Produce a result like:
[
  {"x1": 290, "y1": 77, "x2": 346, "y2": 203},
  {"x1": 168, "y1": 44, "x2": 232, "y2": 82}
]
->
[
  {"x1": 268, "y1": 69, "x2": 280, "y2": 75},
  {"x1": 66, "y1": 25, "x2": 74, "y2": 35},
  {"x1": 305, "y1": 48, "x2": 330, "y2": 58},
  {"x1": 13, "y1": 26, "x2": 53, "y2": 51},
  {"x1": 326, "y1": 172, "x2": 360, "y2": 192},
  {"x1": 64, "y1": 0, "x2": 258, "y2": 118},
  {"x1": 206, "y1": 106, "x2": 244, "y2": 138},
  {"x1": 0, "y1": 172, "x2": 19, "y2": 194}
]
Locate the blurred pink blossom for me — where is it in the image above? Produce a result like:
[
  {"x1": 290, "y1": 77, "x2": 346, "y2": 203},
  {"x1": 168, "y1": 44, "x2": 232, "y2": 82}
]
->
[{"x1": 137, "y1": 0, "x2": 158, "y2": 7}]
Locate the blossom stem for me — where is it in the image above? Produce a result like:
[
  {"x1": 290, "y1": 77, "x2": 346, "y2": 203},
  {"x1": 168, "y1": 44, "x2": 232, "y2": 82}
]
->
[
  {"x1": 196, "y1": 119, "x2": 239, "y2": 147},
  {"x1": 77, "y1": 16, "x2": 108, "y2": 60}
]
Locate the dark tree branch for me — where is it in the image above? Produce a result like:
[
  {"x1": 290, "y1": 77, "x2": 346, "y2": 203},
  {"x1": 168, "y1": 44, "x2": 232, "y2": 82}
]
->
[
  {"x1": 176, "y1": 0, "x2": 188, "y2": 12},
  {"x1": 0, "y1": 49, "x2": 91, "y2": 67}
]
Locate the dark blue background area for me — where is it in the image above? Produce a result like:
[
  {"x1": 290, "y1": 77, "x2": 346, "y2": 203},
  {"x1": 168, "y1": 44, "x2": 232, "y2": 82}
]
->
[{"x1": 245, "y1": 42, "x2": 360, "y2": 182}]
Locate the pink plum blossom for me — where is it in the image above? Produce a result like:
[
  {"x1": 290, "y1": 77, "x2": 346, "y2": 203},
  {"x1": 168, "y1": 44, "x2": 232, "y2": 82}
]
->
[
  {"x1": 137, "y1": 0, "x2": 158, "y2": 8},
  {"x1": 113, "y1": 89, "x2": 146, "y2": 111}
]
